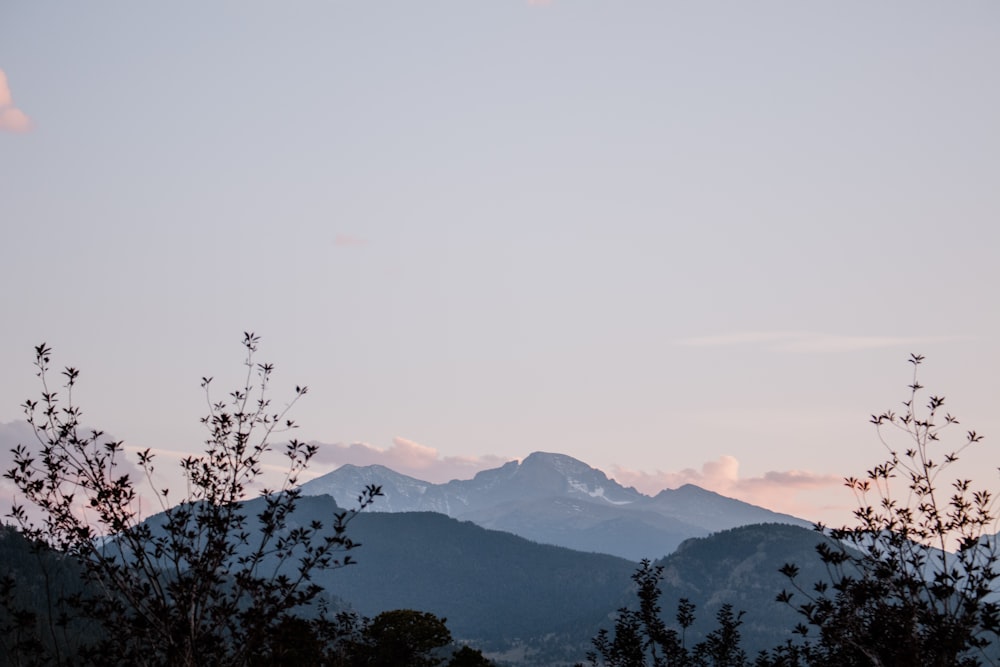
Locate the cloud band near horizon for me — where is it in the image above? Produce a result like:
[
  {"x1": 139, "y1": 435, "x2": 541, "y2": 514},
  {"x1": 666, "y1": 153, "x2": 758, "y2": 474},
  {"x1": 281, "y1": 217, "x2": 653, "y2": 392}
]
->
[
  {"x1": 610, "y1": 457, "x2": 844, "y2": 521},
  {"x1": 0, "y1": 69, "x2": 32, "y2": 133},
  {"x1": 0, "y1": 421, "x2": 849, "y2": 524},
  {"x1": 305, "y1": 434, "x2": 845, "y2": 520}
]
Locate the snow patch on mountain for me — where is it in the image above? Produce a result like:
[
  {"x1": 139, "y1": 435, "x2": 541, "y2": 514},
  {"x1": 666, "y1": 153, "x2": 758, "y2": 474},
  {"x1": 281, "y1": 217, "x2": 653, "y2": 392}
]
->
[{"x1": 568, "y1": 480, "x2": 634, "y2": 505}]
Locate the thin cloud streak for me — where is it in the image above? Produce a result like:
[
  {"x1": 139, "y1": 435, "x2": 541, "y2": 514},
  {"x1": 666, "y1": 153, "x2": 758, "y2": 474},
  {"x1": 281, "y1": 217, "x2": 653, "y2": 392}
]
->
[
  {"x1": 675, "y1": 331, "x2": 809, "y2": 347},
  {"x1": 676, "y1": 331, "x2": 973, "y2": 353},
  {"x1": 0, "y1": 69, "x2": 32, "y2": 133},
  {"x1": 333, "y1": 234, "x2": 369, "y2": 247}
]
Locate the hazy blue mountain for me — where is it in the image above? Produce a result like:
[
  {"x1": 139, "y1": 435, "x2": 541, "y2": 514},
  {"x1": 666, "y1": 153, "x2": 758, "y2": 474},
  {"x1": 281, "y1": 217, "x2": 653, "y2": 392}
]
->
[
  {"x1": 300, "y1": 451, "x2": 810, "y2": 560},
  {"x1": 301, "y1": 452, "x2": 642, "y2": 514},
  {"x1": 648, "y1": 483, "x2": 809, "y2": 534},
  {"x1": 458, "y1": 494, "x2": 711, "y2": 559}
]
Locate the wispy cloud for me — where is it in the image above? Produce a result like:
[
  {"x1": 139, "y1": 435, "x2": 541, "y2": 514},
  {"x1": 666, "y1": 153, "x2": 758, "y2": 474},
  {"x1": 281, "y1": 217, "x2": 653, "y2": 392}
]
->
[
  {"x1": 309, "y1": 437, "x2": 511, "y2": 483},
  {"x1": 333, "y1": 234, "x2": 369, "y2": 247},
  {"x1": 0, "y1": 421, "x2": 151, "y2": 524},
  {"x1": 610, "y1": 456, "x2": 843, "y2": 521},
  {"x1": 675, "y1": 331, "x2": 972, "y2": 353},
  {"x1": 0, "y1": 69, "x2": 32, "y2": 133},
  {"x1": 676, "y1": 331, "x2": 808, "y2": 347}
]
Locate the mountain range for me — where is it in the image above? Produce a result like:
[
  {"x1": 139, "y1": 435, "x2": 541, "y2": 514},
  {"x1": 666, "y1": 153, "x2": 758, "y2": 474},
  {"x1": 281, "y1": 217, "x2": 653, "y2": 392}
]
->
[
  {"x1": 308, "y1": 505, "x2": 830, "y2": 664},
  {"x1": 300, "y1": 451, "x2": 811, "y2": 561},
  {"x1": 0, "y1": 452, "x2": 829, "y2": 665},
  {"x1": 2, "y1": 498, "x2": 834, "y2": 666}
]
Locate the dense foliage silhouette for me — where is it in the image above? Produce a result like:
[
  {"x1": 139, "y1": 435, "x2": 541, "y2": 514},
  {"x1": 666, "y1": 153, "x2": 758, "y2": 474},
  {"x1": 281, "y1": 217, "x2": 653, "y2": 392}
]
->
[
  {"x1": 583, "y1": 355, "x2": 1000, "y2": 667},
  {"x1": 4, "y1": 334, "x2": 381, "y2": 666}
]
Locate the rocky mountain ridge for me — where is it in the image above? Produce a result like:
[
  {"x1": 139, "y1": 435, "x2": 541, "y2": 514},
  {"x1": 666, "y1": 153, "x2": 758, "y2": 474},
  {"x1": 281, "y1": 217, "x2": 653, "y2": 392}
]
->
[{"x1": 300, "y1": 451, "x2": 810, "y2": 560}]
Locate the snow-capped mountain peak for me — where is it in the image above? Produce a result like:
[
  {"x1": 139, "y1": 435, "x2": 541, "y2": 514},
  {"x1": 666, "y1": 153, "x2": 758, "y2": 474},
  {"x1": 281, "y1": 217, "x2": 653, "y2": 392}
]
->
[{"x1": 298, "y1": 451, "x2": 809, "y2": 560}]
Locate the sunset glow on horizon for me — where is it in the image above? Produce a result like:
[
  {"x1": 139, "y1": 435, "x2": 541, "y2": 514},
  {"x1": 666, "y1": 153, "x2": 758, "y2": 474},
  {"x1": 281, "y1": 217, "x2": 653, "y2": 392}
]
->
[{"x1": 2, "y1": 1, "x2": 998, "y2": 529}]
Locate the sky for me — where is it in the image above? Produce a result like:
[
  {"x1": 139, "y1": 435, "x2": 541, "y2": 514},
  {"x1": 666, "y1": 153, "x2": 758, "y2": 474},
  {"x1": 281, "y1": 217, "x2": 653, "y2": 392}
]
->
[{"x1": 1, "y1": 1, "x2": 998, "y2": 527}]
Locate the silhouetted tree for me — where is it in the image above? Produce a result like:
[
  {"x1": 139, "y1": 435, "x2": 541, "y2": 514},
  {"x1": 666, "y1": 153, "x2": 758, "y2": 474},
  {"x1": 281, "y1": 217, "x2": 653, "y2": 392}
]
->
[
  {"x1": 0, "y1": 524, "x2": 100, "y2": 665},
  {"x1": 447, "y1": 644, "x2": 496, "y2": 667},
  {"x1": 777, "y1": 354, "x2": 1000, "y2": 666},
  {"x1": 4, "y1": 334, "x2": 381, "y2": 666},
  {"x1": 583, "y1": 559, "x2": 749, "y2": 667},
  {"x1": 587, "y1": 355, "x2": 1000, "y2": 667},
  {"x1": 692, "y1": 605, "x2": 747, "y2": 667},
  {"x1": 349, "y1": 609, "x2": 454, "y2": 667}
]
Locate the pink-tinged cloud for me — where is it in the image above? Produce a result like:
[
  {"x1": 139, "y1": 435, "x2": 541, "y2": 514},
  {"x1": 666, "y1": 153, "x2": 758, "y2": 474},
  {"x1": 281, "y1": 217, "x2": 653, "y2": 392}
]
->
[
  {"x1": 0, "y1": 69, "x2": 32, "y2": 133},
  {"x1": 309, "y1": 437, "x2": 511, "y2": 483},
  {"x1": 0, "y1": 421, "x2": 152, "y2": 529},
  {"x1": 334, "y1": 234, "x2": 369, "y2": 247},
  {"x1": 610, "y1": 456, "x2": 844, "y2": 521}
]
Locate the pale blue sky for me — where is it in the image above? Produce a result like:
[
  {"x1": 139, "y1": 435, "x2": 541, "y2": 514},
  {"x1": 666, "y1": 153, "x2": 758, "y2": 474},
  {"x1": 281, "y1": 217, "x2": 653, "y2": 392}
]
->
[{"x1": 2, "y1": 1, "x2": 998, "y2": 522}]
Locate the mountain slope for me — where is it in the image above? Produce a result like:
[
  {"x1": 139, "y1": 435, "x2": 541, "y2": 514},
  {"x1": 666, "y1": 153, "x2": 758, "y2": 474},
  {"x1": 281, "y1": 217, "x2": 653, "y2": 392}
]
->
[
  {"x1": 300, "y1": 451, "x2": 810, "y2": 560},
  {"x1": 253, "y1": 493, "x2": 639, "y2": 664},
  {"x1": 654, "y1": 523, "x2": 836, "y2": 655}
]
